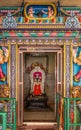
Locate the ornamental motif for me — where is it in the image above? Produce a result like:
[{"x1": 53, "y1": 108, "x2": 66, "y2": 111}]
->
[
  {"x1": 65, "y1": 11, "x2": 80, "y2": 28},
  {"x1": 2, "y1": 11, "x2": 17, "y2": 28}
]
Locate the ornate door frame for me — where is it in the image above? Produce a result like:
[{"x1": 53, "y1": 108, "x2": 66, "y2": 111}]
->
[{"x1": 17, "y1": 45, "x2": 63, "y2": 126}]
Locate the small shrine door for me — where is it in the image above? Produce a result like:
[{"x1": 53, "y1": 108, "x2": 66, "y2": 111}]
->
[{"x1": 17, "y1": 45, "x2": 63, "y2": 126}]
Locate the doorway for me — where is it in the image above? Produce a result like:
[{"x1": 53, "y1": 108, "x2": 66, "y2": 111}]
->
[{"x1": 17, "y1": 45, "x2": 63, "y2": 126}]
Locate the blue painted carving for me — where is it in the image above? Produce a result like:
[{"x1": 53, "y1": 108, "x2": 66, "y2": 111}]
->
[
  {"x1": 65, "y1": 11, "x2": 80, "y2": 28},
  {"x1": 24, "y1": 4, "x2": 56, "y2": 19},
  {"x1": 2, "y1": 11, "x2": 17, "y2": 28},
  {"x1": 0, "y1": 47, "x2": 9, "y2": 85},
  {"x1": 73, "y1": 47, "x2": 81, "y2": 86}
]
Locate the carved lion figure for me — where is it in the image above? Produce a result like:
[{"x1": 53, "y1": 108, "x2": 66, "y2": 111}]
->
[
  {"x1": 0, "y1": 84, "x2": 10, "y2": 102},
  {"x1": 72, "y1": 86, "x2": 81, "y2": 104},
  {"x1": 72, "y1": 86, "x2": 81, "y2": 98}
]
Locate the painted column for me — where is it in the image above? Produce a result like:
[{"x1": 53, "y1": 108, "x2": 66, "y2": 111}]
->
[
  {"x1": 66, "y1": 45, "x2": 70, "y2": 97},
  {"x1": 10, "y1": 44, "x2": 16, "y2": 98}
]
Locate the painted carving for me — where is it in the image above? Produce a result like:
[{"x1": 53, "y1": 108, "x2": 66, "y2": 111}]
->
[
  {"x1": 42, "y1": 6, "x2": 54, "y2": 18},
  {"x1": 65, "y1": 11, "x2": 80, "y2": 28},
  {"x1": 28, "y1": 7, "x2": 34, "y2": 18},
  {"x1": 24, "y1": 3, "x2": 57, "y2": 19},
  {"x1": 72, "y1": 86, "x2": 81, "y2": 98},
  {"x1": 73, "y1": 47, "x2": 81, "y2": 86},
  {"x1": 0, "y1": 84, "x2": 10, "y2": 101},
  {"x1": 0, "y1": 66, "x2": 6, "y2": 82},
  {"x1": 0, "y1": 47, "x2": 9, "y2": 64},
  {"x1": 0, "y1": 47, "x2": 9, "y2": 83},
  {"x1": 3, "y1": 11, "x2": 17, "y2": 28}
]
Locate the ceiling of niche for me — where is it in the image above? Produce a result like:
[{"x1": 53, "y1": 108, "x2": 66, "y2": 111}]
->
[{"x1": 0, "y1": 0, "x2": 81, "y2": 7}]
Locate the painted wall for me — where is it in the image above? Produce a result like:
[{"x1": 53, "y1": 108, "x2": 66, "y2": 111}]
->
[{"x1": 0, "y1": 0, "x2": 81, "y2": 7}]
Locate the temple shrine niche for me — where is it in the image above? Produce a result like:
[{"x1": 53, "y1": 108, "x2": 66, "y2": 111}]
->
[
  {"x1": 22, "y1": 52, "x2": 58, "y2": 121},
  {"x1": 0, "y1": 0, "x2": 81, "y2": 129}
]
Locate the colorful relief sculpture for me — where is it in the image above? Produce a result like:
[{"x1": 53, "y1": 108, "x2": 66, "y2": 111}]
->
[
  {"x1": 0, "y1": 1, "x2": 81, "y2": 24},
  {"x1": 0, "y1": 47, "x2": 9, "y2": 83},
  {"x1": 65, "y1": 11, "x2": 80, "y2": 28},
  {"x1": 72, "y1": 86, "x2": 81, "y2": 98},
  {"x1": 73, "y1": 47, "x2": 81, "y2": 86},
  {"x1": 0, "y1": 84, "x2": 10, "y2": 102},
  {"x1": 73, "y1": 51, "x2": 81, "y2": 82},
  {"x1": 0, "y1": 47, "x2": 9, "y2": 64},
  {"x1": 0, "y1": 66, "x2": 6, "y2": 82},
  {"x1": 24, "y1": 3, "x2": 57, "y2": 19},
  {"x1": 3, "y1": 11, "x2": 17, "y2": 28},
  {"x1": 0, "y1": 84, "x2": 10, "y2": 103},
  {"x1": 71, "y1": 86, "x2": 81, "y2": 117}
]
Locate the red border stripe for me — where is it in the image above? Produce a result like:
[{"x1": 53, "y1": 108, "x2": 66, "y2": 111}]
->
[
  {"x1": 23, "y1": 32, "x2": 30, "y2": 36},
  {"x1": 50, "y1": 32, "x2": 57, "y2": 36},
  {"x1": 65, "y1": 31, "x2": 71, "y2": 37},
  {"x1": 9, "y1": 31, "x2": 17, "y2": 37}
]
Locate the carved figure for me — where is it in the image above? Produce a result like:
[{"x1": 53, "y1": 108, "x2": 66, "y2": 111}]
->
[
  {"x1": 0, "y1": 84, "x2": 10, "y2": 98},
  {"x1": 72, "y1": 49, "x2": 81, "y2": 82},
  {"x1": 42, "y1": 6, "x2": 54, "y2": 18},
  {"x1": 0, "y1": 47, "x2": 9, "y2": 64},
  {"x1": 28, "y1": 7, "x2": 34, "y2": 18},
  {"x1": 72, "y1": 86, "x2": 81, "y2": 103},
  {"x1": 0, "y1": 84, "x2": 10, "y2": 103},
  {"x1": 0, "y1": 47, "x2": 9, "y2": 82}
]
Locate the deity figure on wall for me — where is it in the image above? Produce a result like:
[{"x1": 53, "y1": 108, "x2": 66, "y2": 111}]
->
[
  {"x1": 24, "y1": 4, "x2": 56, "y2": 19},
  {"x1": 72, "y1": 47, "x2": 81, "y2": 86},
  {"x1": 0, "y1": 47, "x2": 9, "y2": 83},
  {"x1": 28, "y1": 7, "x2": 34, "y2": 18},
  {"x1": 42, "y1": 6, "x2": 54, "y2": 18},
  {"x1": 0, "y1": 47, "x2": 9, "y2": 64}
]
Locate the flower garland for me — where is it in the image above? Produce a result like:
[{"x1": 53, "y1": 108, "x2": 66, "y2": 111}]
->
[{"x1": 27, "y1": 62, "x2": 47, "y2": 73}]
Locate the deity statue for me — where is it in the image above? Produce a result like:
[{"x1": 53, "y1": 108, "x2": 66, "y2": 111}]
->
[
  {"x1": 42, "y1": 6, "x2": 54, "y2": 18},
  {"x1": 29, "y1": 63, "x2": 45, "y2": 96},
  {"x1": 28, "y1": 7, "x2": 34, "y2": 18},
  {"x1": 25, "y1": 62, "x2": 48, "y2": 109}
]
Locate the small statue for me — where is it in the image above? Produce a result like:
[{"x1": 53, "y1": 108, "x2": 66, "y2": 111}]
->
[
  {"x1": 33, "y1": 72, "x2": 42, "y2": 96},
  {"x1": 42, "y1": 6, "x2": 54, "y2": 18},
  {"x1": 29, "y1": 63, "x2": 46, "y2": 96},
  {"x1": 28, "y1": 7, "x2": 34, "y2": 18},
  {"x1": 0, "y1": 84, "x2": 10, "y2": 103},
  {"x1": 72, "y1": 86, "x2": 81, "y2": 104}
]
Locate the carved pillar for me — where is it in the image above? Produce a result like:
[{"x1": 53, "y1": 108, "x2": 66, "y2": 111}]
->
[
  {"x1": 66, "y1": 45, "x2": 70, "y2": 97},
  {"x1": 10, "y1": 44, "x2": 16, "y2": 98}
]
